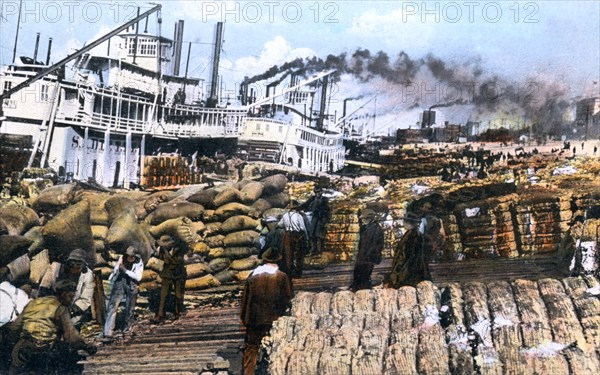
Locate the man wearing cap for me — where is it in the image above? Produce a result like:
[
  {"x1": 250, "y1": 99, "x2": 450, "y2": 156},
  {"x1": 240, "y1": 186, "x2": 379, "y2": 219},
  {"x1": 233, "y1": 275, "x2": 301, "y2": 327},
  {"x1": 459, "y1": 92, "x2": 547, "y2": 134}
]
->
[
  {"x1": 102, "y1": 246, "x2": 144, "y2": 340},
  {"x1": 240, "y1": 248, "x2": 292, "y2": 375},
  {"x1": 350, "y1": 209, "x2": 384, "y2": 291},
  {"x1": 154, "y1": 235, "x2": 187, "y2": 322},
  {"x1": 10, "y1": 279, "x2": 97, "y2": 374},
  {"x1": 39, "y1": 248, "x2": 93, "y2": 328}
]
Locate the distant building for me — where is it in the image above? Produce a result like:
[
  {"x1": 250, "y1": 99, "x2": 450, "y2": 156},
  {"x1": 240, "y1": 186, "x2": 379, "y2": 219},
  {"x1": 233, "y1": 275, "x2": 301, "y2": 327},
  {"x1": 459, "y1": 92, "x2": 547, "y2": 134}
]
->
[
  {"x1": 432, "y1": 122, "x2": 462, "y2": 142},
  {"x1": 575, "y1": 97, "x2": 600, "y2": 136},
  {"x1": 396, "y1": 128, "x2": 424, "y2": 144}
]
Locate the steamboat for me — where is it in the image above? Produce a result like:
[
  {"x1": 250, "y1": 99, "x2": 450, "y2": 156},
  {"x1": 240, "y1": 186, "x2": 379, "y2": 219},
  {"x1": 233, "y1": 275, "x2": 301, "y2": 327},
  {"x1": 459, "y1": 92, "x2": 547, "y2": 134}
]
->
[{"x1": 0, "y1": 5, "x2": 345, "y2": 189}]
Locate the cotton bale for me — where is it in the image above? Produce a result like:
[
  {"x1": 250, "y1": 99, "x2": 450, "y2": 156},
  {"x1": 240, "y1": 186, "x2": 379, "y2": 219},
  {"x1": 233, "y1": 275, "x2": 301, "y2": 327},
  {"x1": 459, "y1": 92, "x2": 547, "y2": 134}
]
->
[
  {"x1": 223, "y1": 230, "x2": 260, "y2": 248},
  {"x1": 186, "y1": 262, "x2": 212, "y2": 279},
  {"x1": 0, "y1": 235, "x2": 33, "y2": 267},
  {"x1": 187, "y1": 189, "x2": 218, "y2": 209},
  {"x1": 145, "y1": 257, "x2": 164, "y2": 273},
  {"x1": 106, "y1": 210, "x2": 153, "y2": 263},
  {"x1": 209, "y1": 246, "x2": 257, "y2": 260},
  {"x1": 248, "y1": 199, "x2": 272, "y2": 218},
  {"x1": 22, "y1": 226, "x2": 44, "y2": 255},
  {"x1": 213, "y1": 269, "x2": 238, "y2": 284},
  {"x1": 205, "y1": 235, "x2": 225, "y2": 248},
  {"x1": 204, "y1": 222, "x2": 222, "y2": 236},
  {"x1": 143, "y1": 191, "x2": 178, "y2": 213},
  {"x1": 208, "y1": 257, "x2": 231, "y2": 273},
  {"x1": 185, "y1": 274, "x2": 221, "y2": 290},
  {"x1": 0, "y1": 203, "x2": 39, "y2": 236},
  {"x1": 147, "y1": 202, "x2": 204, "y2": 225},
  {"x1": 240, "y1": 181, "x2": 264, "y2": 204},
  {"x1": 264, "y1": 192, "x2": 290, "y2": 209},
  {"x1": 213, "y1": 187, "x2": 242, "y2": 207},
  {"x1": 260, "y1": 174, "x2": 288, "y2": 196},
  {"x1": 30, "y1": 183, "x2": 80, "y2": 212},
  {"x1": 221, "y1": 215, "x2": 260, "y2": 234},
  {"x1": 104, "y1": 196, "x2": 137, "y2": 223},
  {"x1": 41, "y1": 200, "x2": 95, "y2": 267},
  {"x1": 214, "y1": 202, "x2": 251, "y2": 221},
  {"x1": 192, "y1": 242, "x2": 210, "y2": 255},
  {"x1": 229, "y1": 255, "x2": 260, "y2": 271}
]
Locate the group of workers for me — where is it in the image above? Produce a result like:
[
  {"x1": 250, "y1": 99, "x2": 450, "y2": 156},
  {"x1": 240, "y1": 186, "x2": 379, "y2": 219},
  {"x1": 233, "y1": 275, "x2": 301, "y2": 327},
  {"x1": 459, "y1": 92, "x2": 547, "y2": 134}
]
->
[{"x1": 1, "y1": 230, "x2": 191, "y2": 374}]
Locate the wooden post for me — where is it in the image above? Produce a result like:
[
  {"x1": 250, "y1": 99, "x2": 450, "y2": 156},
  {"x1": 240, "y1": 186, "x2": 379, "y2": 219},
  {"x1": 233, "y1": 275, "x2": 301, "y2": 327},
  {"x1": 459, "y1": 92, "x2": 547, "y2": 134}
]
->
[{"x1": 92, "y1": 269, "x2": 107, "y2": 326}]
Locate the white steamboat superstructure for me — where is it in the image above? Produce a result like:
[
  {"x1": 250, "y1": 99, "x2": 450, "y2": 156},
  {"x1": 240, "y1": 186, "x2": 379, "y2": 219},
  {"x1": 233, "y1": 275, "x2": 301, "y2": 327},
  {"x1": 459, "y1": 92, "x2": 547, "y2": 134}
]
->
[
  {"x1": 1, "y1": 4, "x2": 345, "y2": 187},
  {"x1": 238, "y1": 72, "x2": 345, "y2": 173}
]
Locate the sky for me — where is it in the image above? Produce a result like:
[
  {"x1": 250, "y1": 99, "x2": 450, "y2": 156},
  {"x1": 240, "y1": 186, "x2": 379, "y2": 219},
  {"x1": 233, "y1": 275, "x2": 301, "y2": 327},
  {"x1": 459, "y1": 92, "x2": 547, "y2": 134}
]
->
[{"x1": 1, "y1": 0, "x2": 599, "y2": 131}]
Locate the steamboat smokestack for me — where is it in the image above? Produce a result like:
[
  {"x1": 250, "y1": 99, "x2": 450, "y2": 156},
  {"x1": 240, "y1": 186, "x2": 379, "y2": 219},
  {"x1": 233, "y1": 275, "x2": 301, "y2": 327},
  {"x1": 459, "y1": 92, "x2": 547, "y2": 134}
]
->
[
  {"x1": 33, "y1": 33, "x2": 40, "y2": 63},
  {"x1": 317, "y1": 75, "x2": 329, "y2": 131},
  {"x1": 45, "y1": 37, "x2": 52, "y2": 65}
]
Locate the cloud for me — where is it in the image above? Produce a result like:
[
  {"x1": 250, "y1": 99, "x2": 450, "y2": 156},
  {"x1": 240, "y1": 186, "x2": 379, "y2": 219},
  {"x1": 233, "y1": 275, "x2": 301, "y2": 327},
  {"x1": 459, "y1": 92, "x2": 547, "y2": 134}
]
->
[
  {"x1": 347, "y1": 8, "x2": 436, "y2": 48},
  {"x1": 233, "y1": 36, "x2": 315, "y2": 80}
]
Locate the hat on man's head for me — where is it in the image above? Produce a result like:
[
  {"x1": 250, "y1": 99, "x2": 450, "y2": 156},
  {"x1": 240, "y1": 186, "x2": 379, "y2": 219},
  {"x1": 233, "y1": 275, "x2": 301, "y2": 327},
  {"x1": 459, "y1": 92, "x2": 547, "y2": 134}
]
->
[
  {"x1": 67, "y1": 248, "x2": 87, "y2": 265},
  {"x1": 359, "y1": 209, "x2": 376, "y2": 220},
  {"x1": 55, "y1": 279, "x2": 77, "y2": 293},
  {"x1": 125, "y1": 246, "x2": 139, "y2": 257},
  {"x1": 261, "y1": 247, "x2": 282, "y2": 263},
  {"x1": 157, "y1": 235, "x2": 175, "y2": 247},
  {"x1": 263, "y1": 216, "x2": 279, "y2": 224}
]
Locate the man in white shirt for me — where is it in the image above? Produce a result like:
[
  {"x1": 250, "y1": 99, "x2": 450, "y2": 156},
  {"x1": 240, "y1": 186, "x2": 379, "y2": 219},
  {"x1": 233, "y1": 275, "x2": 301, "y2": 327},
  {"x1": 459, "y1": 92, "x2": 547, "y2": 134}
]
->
[
  {"x1": 39, "y1": 248, "x2": 93, "y2": 328},
  {"x1": 101, "y1": 246, "x2": 143, "y2": 341},
  {"x1": 278, "y1": 210, "x2": 308, "y2": 278}
]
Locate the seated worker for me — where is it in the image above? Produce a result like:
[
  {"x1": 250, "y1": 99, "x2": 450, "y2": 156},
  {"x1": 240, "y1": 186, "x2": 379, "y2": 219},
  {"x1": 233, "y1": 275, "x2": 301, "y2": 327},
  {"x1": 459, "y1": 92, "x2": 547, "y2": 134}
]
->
[
  {"x1": 10, "y1": 279, "x2": 97, "y2": 374},
  {"x1": 39, "y1": 248, "x2": 93, "y2": 329}
]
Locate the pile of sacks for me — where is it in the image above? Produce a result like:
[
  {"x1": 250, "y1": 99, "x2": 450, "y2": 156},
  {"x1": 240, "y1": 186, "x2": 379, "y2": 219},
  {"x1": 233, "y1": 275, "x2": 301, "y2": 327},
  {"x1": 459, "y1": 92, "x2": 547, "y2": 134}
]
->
[{"x1": 0, "y1": 174, "x2": 293, "y2": 295}]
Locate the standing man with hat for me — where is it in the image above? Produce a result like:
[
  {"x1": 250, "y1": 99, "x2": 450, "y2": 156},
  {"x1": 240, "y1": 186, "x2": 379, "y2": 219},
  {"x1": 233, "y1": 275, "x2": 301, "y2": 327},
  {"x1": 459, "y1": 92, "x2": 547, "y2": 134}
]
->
[
  {"x1": 102, "y1": 246, "x2": 144, "y2": 341},
  {"x1": 278, "y1": 208, "x2": 309, "y2": 278},
  {"x1": 240, "y1": 248, "x2": 292, "y2": 375},
  {"x1": 38, "y1": 248, "x2": 93, "y2": 328},
  {"x1": 10, "y1": 279, "x2": 97, "y2": 374},
  {"x1": 350, "y1": 209, "x2": 384, "y2": 291},
  {"x1": 154, "y1": 235, "x2": 187, "y2": 322},
  {"x1": 387, "y1": 212, "x2": 425, "y2": 287},
  {"x1": 298, "y1": 184, "x2": 330, "y2": 255}
]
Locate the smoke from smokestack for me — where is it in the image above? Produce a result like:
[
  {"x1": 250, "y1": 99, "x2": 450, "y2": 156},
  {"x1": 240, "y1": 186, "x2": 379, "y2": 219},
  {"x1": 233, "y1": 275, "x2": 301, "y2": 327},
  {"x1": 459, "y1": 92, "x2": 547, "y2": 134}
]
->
[{"x1": 243, "y1": 48, "x2": 571, "y2": 136}]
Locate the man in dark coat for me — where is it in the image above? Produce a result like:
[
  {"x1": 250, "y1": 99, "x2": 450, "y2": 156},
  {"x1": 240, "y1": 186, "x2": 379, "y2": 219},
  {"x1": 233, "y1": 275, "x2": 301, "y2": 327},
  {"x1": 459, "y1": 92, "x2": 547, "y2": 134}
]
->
[
  {"x1": 10, "y1": 280, "x2": 97, "y2": 375},
  {"x1": 350, "y1": 209, "x2": 384, "y2": 291},
  {"x1": 154, "y1": 235, "x2": 187, "y2": 322},
  {"x1": 387, "y1": 212, "x2": 426, "y2": 287},
  {"x1": 298, "y1": 185, "x2": 330, "y2": 255},
  {"x1": 240, "y1": 248, "x2": 292, "y2": 375},
  {"x1": 556, "y1": 215, "x2": 585, "y2": 276}
]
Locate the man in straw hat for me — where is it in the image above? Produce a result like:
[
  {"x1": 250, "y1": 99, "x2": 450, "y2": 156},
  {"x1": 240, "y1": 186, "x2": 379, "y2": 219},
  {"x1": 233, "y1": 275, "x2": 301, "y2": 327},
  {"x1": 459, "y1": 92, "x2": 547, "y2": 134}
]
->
[
  {"x1": 153, "y1": 235, "x2": 187, "y2": 323},
  {"x1": 39, "y1": 248, "x2": 93, "y2": 329},
  {"x1": 240, "y1": 247, "x2": 292, "y2": 375},
  {"x1": 350, "y1": 208, "x2": 384, "y2": 292},
  {"x1": 10, "y1": 279, "x2": 97, "y2": 374},
  {"x1": 101, "y1": 246, "x2": 144, "y2": 341}
]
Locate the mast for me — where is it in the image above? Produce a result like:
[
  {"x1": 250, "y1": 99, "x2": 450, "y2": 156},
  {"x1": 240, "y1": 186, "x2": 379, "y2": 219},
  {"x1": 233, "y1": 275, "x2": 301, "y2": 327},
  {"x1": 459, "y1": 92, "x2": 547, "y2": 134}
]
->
[
  {"x1": 11, "y1": 0, "x2": 22, "y2": 64},
  {"x1": 207, "y1": 22, "x2": 224, "y2": 107}
]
